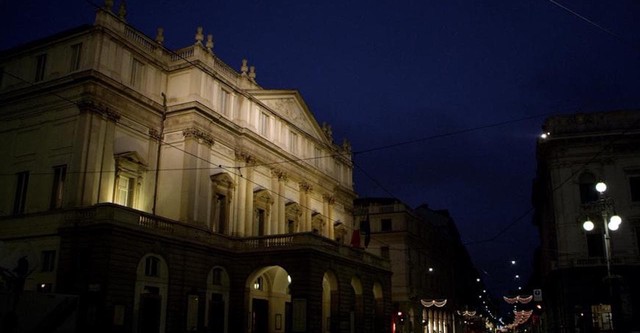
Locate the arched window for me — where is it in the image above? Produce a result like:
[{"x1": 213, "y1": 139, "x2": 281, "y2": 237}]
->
[{"x1": 134, "y1": 254, "x2": 168, "y2": 333}]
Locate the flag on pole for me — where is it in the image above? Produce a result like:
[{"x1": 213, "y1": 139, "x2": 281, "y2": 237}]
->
[{"x1": 350, "y1": 228, "x2": 361, "y2": 248}]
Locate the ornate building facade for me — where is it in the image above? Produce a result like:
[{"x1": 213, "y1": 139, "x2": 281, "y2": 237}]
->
[
  {"x1": 533, "y1": 111, "x2": 640, "y2": 332},
  {"x1": 353, "y1": 198, "x2": 486, "y2": 333},
  {"x1": 0, "y1": 3, "x2": 391, "y2": 333}
]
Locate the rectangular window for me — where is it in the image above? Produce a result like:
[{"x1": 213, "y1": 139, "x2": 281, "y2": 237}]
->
[
  {"x1": 314, "y1": 147, "x2": 321, "y2": 167},
  {"x1": 41, "y1": 250, "x2": 56, "y2": 272},
  {"x1": 35, "y1": 54, "x2": 47, "y2": 82},
  {"x1": 212, "y1": 194, "x2": 226, "y2": 233},
  {"x1": 219, "y1": 89, "x2": 230, "y2": 115},
  {"x1": 13, "y1": 171, "x2": 29, "y2": 214},
  {"x1": 591, "y1": 304, "x2": 613, "y2": 330},
  {"x1": 630, "y1": 176, "x2": 640, "y2": 202},
  {"x1": 255, "y1": 209, "x2": 266, "y2": 236},
  {"x1": 259, "y1": 112, "x2": 270, "y2": 137},
  {"x1": 289, "y1": 131, "x2": 298, "y2": 154},
  {"x1": 69, "y1": 43, "x2": 82, "y2": 71},
  {"x1": 586, "y1": 232, "x2": 604, "y2": 257},
  {"x1": 50, "y1": 165, "x2": 67, "y2": 209},
  {"x1": 580, "y1": 183, "x2": 599, "y2": 204},
  {"x1": 116, "y1": 176, "x2": 135, "y2": 207},
  {"x1": 144, "y1": 256, "x2": 159, "y2": 277},
  {"x1": 380, "y1": 246, "x2": 390, "y2": 259},
  {"x1": 381, "y1": 219, "x2": 392, "y2": 232},
  {"x1": 130, "y1": 58, "x2": 144, "y2": 88}
]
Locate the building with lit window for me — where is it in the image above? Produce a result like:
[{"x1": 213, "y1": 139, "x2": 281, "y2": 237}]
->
[
  {"x1": 533, "y1": 110, "x2": 640, "y2": 332},
  {"x1": 0, "y1": 3, "x2": 391, "y2": 333},
  {"x1": 354, "y1": 198, "x2": 487, "y2": 333}
]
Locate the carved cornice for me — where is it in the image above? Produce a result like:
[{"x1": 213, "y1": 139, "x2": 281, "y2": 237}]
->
[
  {"x1": 78, "y1": 100, "x2": 121, "y2": 122},
  {"x1": 183, "y1": 127, "x2": 214, "y2": 146}
]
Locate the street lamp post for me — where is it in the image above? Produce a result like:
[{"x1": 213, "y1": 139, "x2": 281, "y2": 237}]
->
[{"x1": 582, "y1": 181, "x2": 622, "y2": 332}]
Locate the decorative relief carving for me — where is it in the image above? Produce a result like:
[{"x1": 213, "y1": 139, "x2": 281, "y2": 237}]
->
[
  {"x1": 271, "y1": 169, "x2": 287, "y2": 181},
  {"x1": 235, "y1": 150, "x2": 257, "y2": 165},
  {"x1": 323, "y1": 194, "x2": 336, "y2": 205},
  {"x1": 264, "y1": 98, "x2": 313, "y2": 134},
  {"x1": 299, "y1": 181, "x2": 312, "y2": 193},
  {"x1": 149, "y1": 128, "x2": 161, "y2": 140},
  {"x1": 183, "y1": 127, "x2": 214, "y2": 146}
]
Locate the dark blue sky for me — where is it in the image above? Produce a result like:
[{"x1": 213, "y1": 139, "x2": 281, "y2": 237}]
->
[{"x1": 3, "y1": 0, "x2": 640, "y2": 308}]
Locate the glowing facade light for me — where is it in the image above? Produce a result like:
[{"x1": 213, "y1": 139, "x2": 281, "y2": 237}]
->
[
  {"x1": 511, "y1": 260, "x2": 516, "y2": 265},
  {"x1": 428, "y1": 267, "x2": 434, "y2": 272},
  {"x1": 595, "y1": 182, "x2": 607, "y2": 193}
]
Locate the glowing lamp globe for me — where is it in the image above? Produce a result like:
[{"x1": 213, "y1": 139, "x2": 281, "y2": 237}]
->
[
  {"x1": 608, "y1": 221, "x2": 620, "y2": 231},
  {"x1": 583, "y1": 220, "x2": 595, "y2": 231},
  {"x1": 608, "y1": 215, "x2": 622, "y2": 231},
  {"x1": 595, "y1": 182, "x2": 607, "y2": 193}
]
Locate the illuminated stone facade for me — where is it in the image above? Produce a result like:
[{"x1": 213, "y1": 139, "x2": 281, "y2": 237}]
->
[
  {"x1": 533, "y1": 110, "x2": 640, "y2": 333},
  {"x1": 0, "y1": 4, "x2": 391, "y2": 333}
]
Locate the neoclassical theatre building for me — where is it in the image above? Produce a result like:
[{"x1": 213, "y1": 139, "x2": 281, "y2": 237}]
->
[{"x1": 0, "y1": 3, "x2": 391, "y2": 333}]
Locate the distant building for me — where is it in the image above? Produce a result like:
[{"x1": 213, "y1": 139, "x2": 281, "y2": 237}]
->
[
  {"x1": 0, "y1": 3, "x2": 391, "y2": 333},
  {"x1": 533, "y1": 110, "x2": 640, "y2": 332},
  {"x1": 354, "y1": 198, "x2": 486, "y2": 333}
]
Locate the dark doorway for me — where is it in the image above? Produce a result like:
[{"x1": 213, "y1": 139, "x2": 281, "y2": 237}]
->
[
  {"x1": 208, "y1": 293, "x2": 225, "y2": 332},
  {"x1": 252, "y1": 299, "x2": 269, "y2": 333},
  {"x1": 139, "y1": 287, "x2": 161, "y2": 333},
  {"x1": 285, "y1": 301, "x2": 292, "y2": 333}
]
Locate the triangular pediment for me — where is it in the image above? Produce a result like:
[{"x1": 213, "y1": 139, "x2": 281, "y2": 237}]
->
[{"x1": 247, "y1": 89, "x2": 329, "y2": 143}]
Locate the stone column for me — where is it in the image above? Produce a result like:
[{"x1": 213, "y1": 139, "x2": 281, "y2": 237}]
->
[
  {"x1": 299, "y1": 182, "x2": 312, "y2": 231},
  {"x1": 277, "y1": 173, "x2": 286, "y2": 234},
  {"x1": 244, "y1": 167, "x2": 254, "y2": 236},
  {"x1": 270, "y1": 169, "x2": 287, "y2": 235},
  {"x1": 235, "y1": 151, "x2": 255, "y2": 236},
  {"x1": 180, "y1": 128, "x2": 214, "y2": 224}
]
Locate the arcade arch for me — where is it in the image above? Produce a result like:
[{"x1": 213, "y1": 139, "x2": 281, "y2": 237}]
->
[{"x1": 247, "y1": 265, "x2": 291, "y2": 333}]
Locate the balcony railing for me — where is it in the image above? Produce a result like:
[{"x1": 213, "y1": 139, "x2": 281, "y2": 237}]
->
[{"x1": 0, "y1": 204, "x2": 388, "y2": 269}]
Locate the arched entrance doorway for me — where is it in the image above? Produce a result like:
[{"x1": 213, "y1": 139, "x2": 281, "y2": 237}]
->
[
  {"x1": 372, "y1": 282, "x2": 385, "y2": 333},
  {"x1": 322, "y1": 271, "x2": 339, "y2": 333},
  {"x1": 247, "y1": 266, "x2": 291, "y2": 333}
]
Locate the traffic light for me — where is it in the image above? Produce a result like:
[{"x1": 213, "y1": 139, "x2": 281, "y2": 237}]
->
[{"x1": 397, "y1": 311, "x2": 405, "y2": 324}]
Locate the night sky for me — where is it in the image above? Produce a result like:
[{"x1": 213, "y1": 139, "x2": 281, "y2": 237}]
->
[{"x1": 3, "y1": 0, "x2": 640, "y2": 310}]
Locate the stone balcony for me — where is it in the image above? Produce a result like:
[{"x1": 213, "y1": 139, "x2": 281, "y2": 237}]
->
[{"x1": 0, "y1": 203, "x2": 389, "y2": 270}]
